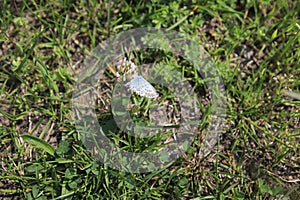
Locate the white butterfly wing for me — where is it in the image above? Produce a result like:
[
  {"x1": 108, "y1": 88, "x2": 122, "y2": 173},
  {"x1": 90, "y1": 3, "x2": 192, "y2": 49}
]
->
[{"x1": 125, "y1": 76, "x2": 159, "y2": 98}]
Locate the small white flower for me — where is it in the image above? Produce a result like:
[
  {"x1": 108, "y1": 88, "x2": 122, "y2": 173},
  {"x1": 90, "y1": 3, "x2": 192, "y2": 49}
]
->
[{"x1": 115, "y1": 58, "x2": 137, "y2": 79}]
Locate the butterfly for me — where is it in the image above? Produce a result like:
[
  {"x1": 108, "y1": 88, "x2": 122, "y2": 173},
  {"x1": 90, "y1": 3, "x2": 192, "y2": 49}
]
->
[
  {"x1": 108, "y1": 58, "x2": 159, "y2": 99},
  {"x1": 125, "y1": 75, "x2": 159, "y2": 99}
]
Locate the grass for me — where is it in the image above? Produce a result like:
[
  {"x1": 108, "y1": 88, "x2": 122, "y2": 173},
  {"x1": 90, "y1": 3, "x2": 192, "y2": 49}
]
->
[{"x1": 0, "y1": 0, "x2": 299, "y2": 199}]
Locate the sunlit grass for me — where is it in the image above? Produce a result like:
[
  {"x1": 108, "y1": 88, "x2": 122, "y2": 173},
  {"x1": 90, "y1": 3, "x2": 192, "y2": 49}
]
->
[{"x1": 0, "y1": 0, "x2": 299, "y2": 199}]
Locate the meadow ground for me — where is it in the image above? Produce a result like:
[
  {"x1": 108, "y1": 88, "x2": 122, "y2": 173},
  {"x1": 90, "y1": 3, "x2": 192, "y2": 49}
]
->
[{"x1": 0, "y1": 0, "x2": 299, "y2": 199}]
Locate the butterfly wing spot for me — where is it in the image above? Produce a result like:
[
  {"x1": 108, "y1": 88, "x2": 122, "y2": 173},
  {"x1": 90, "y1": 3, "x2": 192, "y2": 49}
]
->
[{"x1": 125, "y1": 76, "x2": 159, "y2": 99}]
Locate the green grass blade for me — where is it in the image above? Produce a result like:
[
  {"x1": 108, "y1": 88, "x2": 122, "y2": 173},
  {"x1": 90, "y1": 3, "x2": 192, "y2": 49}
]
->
[{"x1": 21, "y1": 134, "x2": 55, "y2": 156}]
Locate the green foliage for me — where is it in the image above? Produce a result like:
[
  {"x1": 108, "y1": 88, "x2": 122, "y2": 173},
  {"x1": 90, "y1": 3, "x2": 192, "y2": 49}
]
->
[
  {"x1": 21, "y1": 134, "x2": 56, "y2": 156},
  {"x1": 0, "y1": 0, "x2": 299, "y2": 199}
]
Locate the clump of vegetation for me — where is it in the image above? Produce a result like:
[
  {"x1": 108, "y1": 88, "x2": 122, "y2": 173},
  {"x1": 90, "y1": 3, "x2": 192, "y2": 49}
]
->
[{"x1": 0, "y1": 0, "x2": 299, "y2": 199}]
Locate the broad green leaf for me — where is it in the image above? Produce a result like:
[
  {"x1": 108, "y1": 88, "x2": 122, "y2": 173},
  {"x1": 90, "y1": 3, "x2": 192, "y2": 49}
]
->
[
  {"x1": 21, "y1": 134, "x2": 55, "y2": 156},
  {"x1": 282, "y1": 90, "x2": 300, "y2": 100}
]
